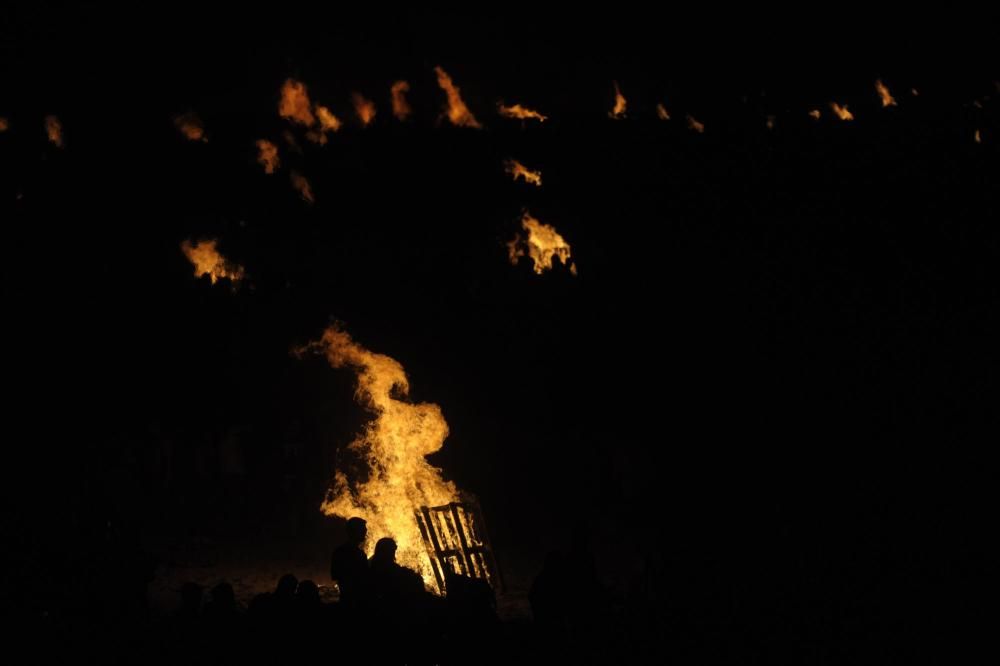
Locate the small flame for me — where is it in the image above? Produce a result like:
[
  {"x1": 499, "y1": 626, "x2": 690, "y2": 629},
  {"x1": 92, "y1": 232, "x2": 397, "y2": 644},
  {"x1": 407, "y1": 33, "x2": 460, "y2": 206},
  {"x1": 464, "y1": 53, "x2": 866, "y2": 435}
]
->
[
  {"x1": 830, "y1": 102, "x2": 854, "y2": 121},
  {"x1": 0, "y1": 117, "x2": 9, "y2": 132},
  {"x1": 766, "y1": 115, "x2": 776, "y2": 130},
  {"x1": 507, "y1": 211, "x2": 575, "y2": 275},
  {"x1": 290, "y1": 171, "x2": 314, "y2": 203},
  {"x1": 911, "y1": 88, "x2": 919, "y2": 96},
  {"x1": 295, "y1": 324, "x2": 461, "y2": 590},
  {"x1": 279, "y1": 79, "x2": 316, "y2": 127},
  {"x1": 686, "y1": 114, "x2": 705, "y2": 133},
  {"x1": 498, "y1": 102, "x2": 547, "y2": 123},
  {"x1": 609, "y1": 81, "x2": 627, "y2": 119},
  {"x1": 352, "y1": 93, "x2": 376, "y2": 127},
  {"x1": 808, "y1": 109, "x2": 821, "y2": 120},
  {"x1": 974, "y1": 129, "x2": 982, "y2": 144},
  {"x1": 45, "y1": 115, "x2": 63, "y2": 148},
  {"x1": 875, "y1": 79, "x2": 897, "y2": 107},
  {"x1": 656, "y1": 103, "x2": 671, "y2": 121},
  {"x1": 174, "y1": 112, "x2": 207, "y2": 142},
  {"x1": 256, "y1": 139, "x2": 280, "y2": 174},
  {"x1": 434, "y1": 66, "x2": 481, "y2": 128},
  {"x1": 504, "y1": 159, "x2": 542, "y2": 187},
  {"x1": 391, "y1": 81, "x2": 412, "y2": 121},
  {"x1": 316, "y1": 105, "x2": 343, "y2": 133},
  {"x1": 180, "y1": 239, "x2": 245, "y2": 285}
]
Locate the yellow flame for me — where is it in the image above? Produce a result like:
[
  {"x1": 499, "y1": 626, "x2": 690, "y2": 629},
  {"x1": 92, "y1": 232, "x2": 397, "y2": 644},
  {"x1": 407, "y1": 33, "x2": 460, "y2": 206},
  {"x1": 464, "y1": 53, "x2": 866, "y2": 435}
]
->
[
  {"x1": 45, "y1": 115, "x2": 63, "y2": 148},
  {"x1": 434, "y1": 66, "x2": 481, "y2": 128},
  {"x1": 656, "y1": 103, "x2": 670, "y2": 121},
  {"x1": 256, "y1": 139, "x2": 280, "y2": 174},
  {"x1": 296, "y1": 325, "x2": 460, "y2": 590},
  {"x1": 0, "y1": 117, "x2": 9, "y2": 132},
  {"x1": 352, "y1": 93, "x2": 376, "y2": 127},
  {"x1": 279, "y1": 79, "x2": 316, "y2": 127},
  {"x1": 174, "y1": 112, "x2": 207, "y2": 142},
  {"x1": 808, "y1": 109, "x2": 821, "y2": 120},
  {"x1": 391, "y1": 80, "x2": 412, "y2": 121},
  {"x1": 507, "y1": 211, "x2": 575, "y2": 275},
  {"x1": 686, "y1": 114, "x2": 705, "y2": 133},
  {"x1": 875, "y1": 79, "x2": 897, "y2": 107},
  {"x1": 290, "y1": 171, "x2": 314, "y2": 203},
  {"x1": 498, "y1": 102, "x2": 547, "y2": 123},
  {"x1": 609, "y1": 81, "x2": 627, "y2": 119},
  {"x1": 180, "y1": 239, "x2": 245, "y2": 285},
  {"x1": 974, "y1": 129, "x2": 982, "y2": 144},
  {"x1": 766, "y1": 115, "x2": 776, "y2": 130},
  {"x1": 830, "y1": 102, "x2": 854, "y2": 121},
  {"x1": 504, "y1": 159, "x2": 542, "y2": 187}
]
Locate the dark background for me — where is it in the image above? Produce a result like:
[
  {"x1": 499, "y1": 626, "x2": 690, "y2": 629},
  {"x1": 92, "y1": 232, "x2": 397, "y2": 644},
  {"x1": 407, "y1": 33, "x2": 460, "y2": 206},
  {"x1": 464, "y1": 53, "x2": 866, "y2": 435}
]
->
[{"x1": 2, "y1": 5, "x2": 994, "y2": 659}]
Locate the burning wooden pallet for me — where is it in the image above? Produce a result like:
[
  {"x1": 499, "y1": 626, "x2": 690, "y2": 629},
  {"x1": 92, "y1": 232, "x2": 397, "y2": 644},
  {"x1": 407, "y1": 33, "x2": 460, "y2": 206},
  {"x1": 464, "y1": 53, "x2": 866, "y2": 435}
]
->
[{"x1": 415, "y1": 497, "x2": 503, "y2": 595}]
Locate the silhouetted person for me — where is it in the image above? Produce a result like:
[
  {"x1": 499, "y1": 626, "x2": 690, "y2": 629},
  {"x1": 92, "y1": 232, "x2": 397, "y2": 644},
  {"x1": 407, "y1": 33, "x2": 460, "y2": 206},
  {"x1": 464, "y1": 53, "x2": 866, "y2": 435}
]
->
[
  {"x1": 331, "y1": 517, "x2": 369, "y2": 607},
  {"x1": 203, "y1": 581, "x2": 237, "y2": 620},
  {"x1": 369, "y1": 537, "x2": 426, "y2": 607},
  {"x1": 530, "y1": 550, "x2": 567, "y2": 630},
  {"x1": 295, "y1": 579, "x2": 322, "y2": 616}
]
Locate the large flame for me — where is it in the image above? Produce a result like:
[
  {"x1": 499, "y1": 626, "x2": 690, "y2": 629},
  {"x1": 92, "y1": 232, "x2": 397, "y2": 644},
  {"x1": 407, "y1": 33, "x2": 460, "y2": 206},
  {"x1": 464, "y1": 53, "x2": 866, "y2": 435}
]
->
[
  {"x1": 433, "y1": 66, "x2": 482, "y2": 128},
  {"x1": 875, "y1": 79, "x2": 897, "y2": 107},
  {"x1": 391, "y1": 81, "x2": 412, "y2": 121},
  {"x1": 279, "y1": 79, "x2": 316, "y2": 127},
  {"x1": 180, "y1": 239, "x2": 245, "y2": 285},
  {"x1": 290, "y1": 171, "x2": 315, "y2": 203},
  {"x1": 830, "y1": 102, "x2": 854, "y2": 121},
  {"x1": 656, "y1": 103, "x2": 671, "y2": 121},
  {"x1": 45, "y1": 115, "x2": 63, "y2": 148},
  {"x1": 498, "y1": 102, "x2": 547, "y2": 123},
  {"x1": 174, "y1": 112, "x2": 207, "y2": 142},
  {"x1": 609, "y1": 81, "x2": 627, "y2": 119},
  {"x1": 686, "y1": 114, "x2": 705, "y2": 133},
  {"x1": 256, "y1": 139, "x2": 280, "y2": 174},
  {"x1": 504, "y1": 159, "x2": 542, "y2": 187},
  {"x1": 507, "y1": 211, "x2": 576, "y2": 275},
  {"x1": 296, "y1": 325, "x2": 460, "y2": 589},
  {"x1": 352, "y1": 93, "x2": 376, "y2": 127}
]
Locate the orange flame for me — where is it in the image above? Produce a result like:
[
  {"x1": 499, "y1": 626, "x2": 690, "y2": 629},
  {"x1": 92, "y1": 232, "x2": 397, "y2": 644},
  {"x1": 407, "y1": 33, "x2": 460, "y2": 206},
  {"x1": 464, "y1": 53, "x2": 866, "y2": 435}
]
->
[
  {"x1": 504, "y1": 159, "x2": 542, "y2": 187},
  {"x1": 830, "y1": 102, "x2": 854, "y2": 121},
  {"x1": 174, "y1": 112, "x2": 207, "y2": 142},
  {"x1": 766, "y1": 115, "x2": 776, "y2": 130},
  {"x1": 609, "y1": 81, "x2": 627, "y2": 119},
  {"x1": 279, "y1": 79, "x2": 316, "y2": 127},
  {"x1": 45, "y1": 115, "x2": 63, "y2": 148},
  {"x1": 256, "y1": 139, "x2": 280, "y2": 174},
  {"x1": 180, "y1": 239, "x2": 245, "y2": 285},
  {"x1": 974, "y1": 129, "x2": 982, "y2": 144},
  {"x1": 808, "y1": 109, "x2": 821, "y2": 120},
  {"x1": 295, "y1": 325, "x2": 460, "y2": 590},
  {"x1": 433, "y1": 66, "x2": 481, "y2": 128},
  {"x1": 391, "y1": 80, "x2": 412, "y2": 121},
  {"x1": 316, "y1": 105, "x2": 343, "y2": 133},
  {"x1": 0, "y1": 117, "x2": 9, "y2": 132},
  {"x1": 352, "y1": 93, "x2": 376, "y2": 127},
  {"x1": 656, "y1": 103, "x2": 670, "y2": 121},
  {"x1": 875, "y1": 79, "x2": 897, "y2": 107},
  {"x1": 507, "y1": 211, "x2": 575, "y2": 275},
  {"x1": 686, "y1": 114, "x2": 705, "y2": 133},
  {"x1": 290, "y1": 171, "x2": 314, "y2": 203},
  {"x1": 498, "y1": 102, "x2": 547, "y2": 123}
]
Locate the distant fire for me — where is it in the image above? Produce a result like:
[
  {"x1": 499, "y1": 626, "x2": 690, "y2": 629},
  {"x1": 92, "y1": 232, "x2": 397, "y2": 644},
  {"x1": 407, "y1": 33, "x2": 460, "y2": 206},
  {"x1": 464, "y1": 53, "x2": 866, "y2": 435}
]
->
[
  {"x1": 609, "y1": 81, "x2": 627, "y2": 119},
  {"x1": 391, "y1": 81, "x2": 412, "y2": 121},
  {"x1": 174, "y1": 112, "x2": 207, "y2": 142},
  {"x1": 290, "y1": 171, "x2": 315, "y2": 203},
  {"x1": 0, "y1": 117, "x2": 9, "y2": 132},
  {"x1": 256, "y1": 139, "x2": 280, "y2": 174},
  {"x1": 808, "y1": 109, "x2": 821, "y2": 120},
  {"x1": 45, "y1": 115, "x2": 63, "y2": 148},
  {"x1": 352, "y1": 93, "x2": 377, "y2": 127},
  {"x1": 434, "y1": 66, "x2": 481, "y2": 128},
  {"x1": 180, "y1": 239, "x2": 245, "y2": 285},
  {"x1": 498, "y1": 102, "x2": 547, "y2": 123},
  {"x1": 974, "y1": 129, "x2": 982, "y2": 144},
  {"x1": 656, "y1": 103, "x2": 671, "y2": 121},
  {"x1": 316, "y1": 105, "x2": 343, "y2": 133},
  {"x1": 504, "y1": 159, "x2": 542, "y2": 187},
  {"x1": 686, "y1": 114, "x2": 705, "y2": 133},
  {"x1": 295, "y1": 324, "x2": 461, "y2": 590},
  {"x1": 507, "y1": 211, "x2": 576, "y2": 275},
  {"x1": 830, "y1": 102, "x2": 854, "y2": 121},
  {"x1": 279, "y1": 79, "x2": 316, "y2": 127},
  {"x1": 875, "y1": 79, "x2": 897, "y2": 107},
  {"x1": 766, "y1": 115, "x2": 776, "y2": 130}
]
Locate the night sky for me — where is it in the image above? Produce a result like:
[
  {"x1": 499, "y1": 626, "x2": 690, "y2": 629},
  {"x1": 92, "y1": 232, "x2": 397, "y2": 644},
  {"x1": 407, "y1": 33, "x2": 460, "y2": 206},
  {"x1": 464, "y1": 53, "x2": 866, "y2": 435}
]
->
[{"x1": 2, "y1": 6, "x2": 993, "y2": 659}]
